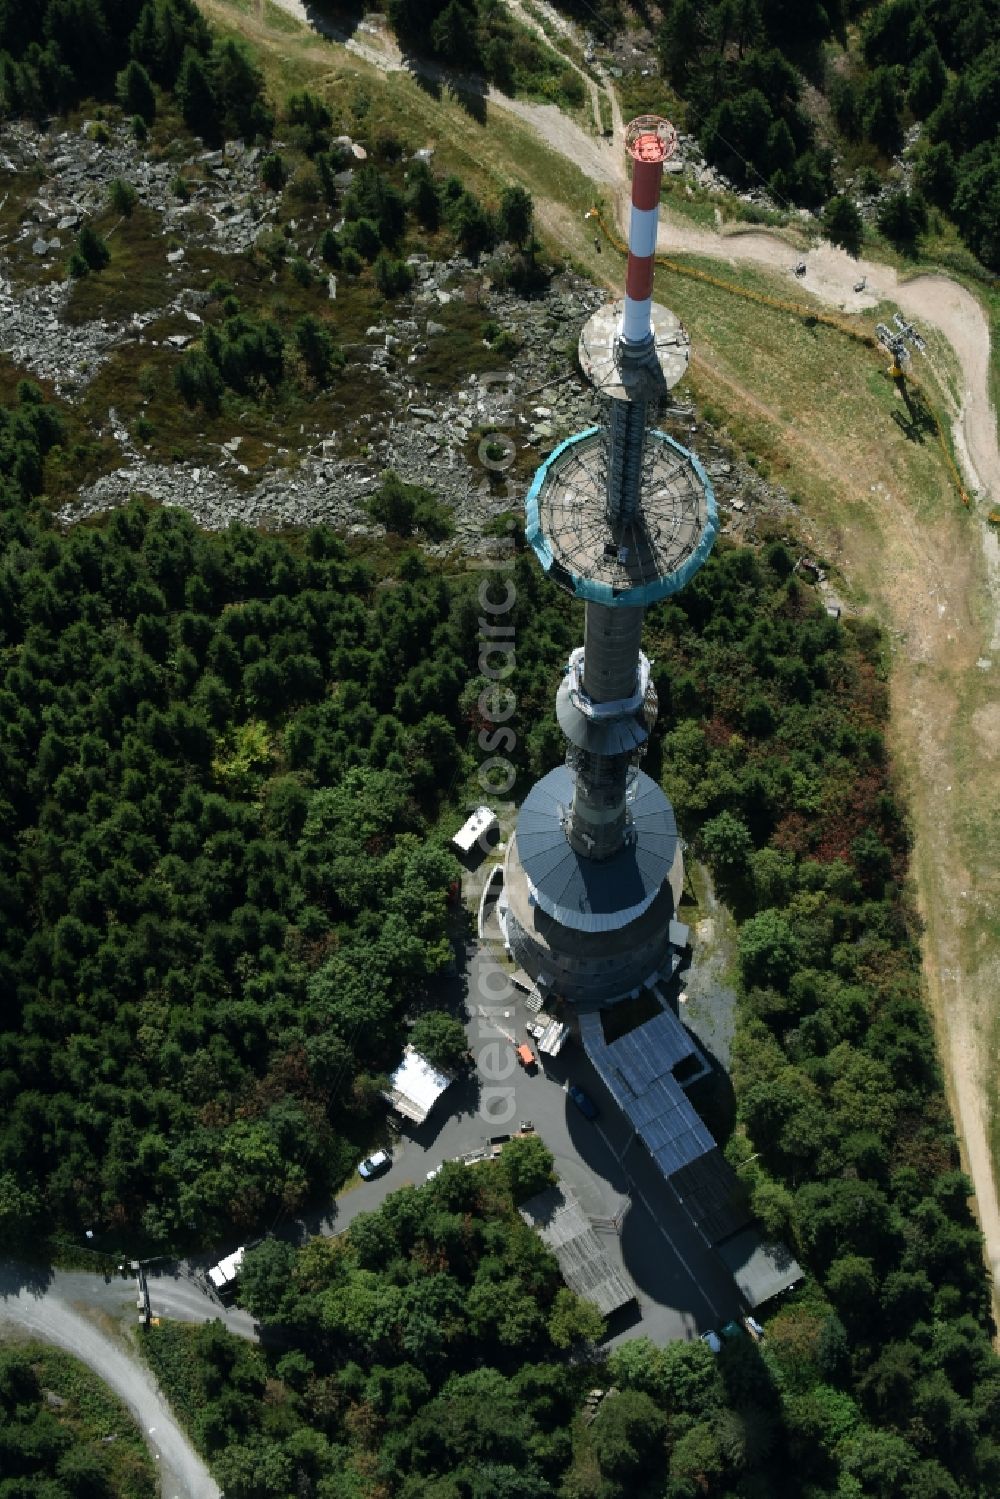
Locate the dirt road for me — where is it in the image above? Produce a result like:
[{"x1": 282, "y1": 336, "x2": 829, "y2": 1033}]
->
[
  {"x1": 660, "y1": 222, "x2": 1000, "y2": 504},
  {"x1": 651, "y1": 213, "x2": 1000, "y2": 1305},
  {"x1": 0, "y1": 1269, "x2": 220, "y2": 1499}
]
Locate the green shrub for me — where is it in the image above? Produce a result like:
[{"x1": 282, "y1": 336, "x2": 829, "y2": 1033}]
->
[
  {"x1": 254, "y1": 228, "x2": 287, "y2": 269},
  {"x1": 367, "y1": 470, "x2": 453, "y2": 540},
  {"x1": 407, "y1": 161, "x2": 440, "y2": 229},
  {"x1": 137, "y1": 364, "x2": 158, "y2": 399},
  {"x1": 116, "y1": 58, "x2": 156, "y2": 123},
  {"x1": 822, "y1": 194, "x2": 863, "y2": 254},
  {"x1": 318, "y1": 228, "x2": 341, "y2": 267},
  {"x1": 555, "y1": 66, "x2": 585, "y2": 108},
  {"x1": 109, "y1": 177, "x2": 138, "y2": 217},
  {"x1": 877, "y1": 189, "x2": 928, "y2": 251},
  {"x1": 290, "y1": 257, "x2": 314, "y2": 288},
  {"x1": 174, "y1": 352, "x2": 224, "y2": 414},
  {"x1": 286, "y1": 162, "x2": 321, "y2": 204},
  {"x1": 293, "y1": 314, "x2": 343, "y2": 386},
  {"x1": 260, "y1": 152, "x2": 287, "y2": 191},
  {"x1": 283, "y1": 88, "x2": 332, "y2": 155},
  {"x1": 491, "y1": 328, "x2": 520, "y2": 355},
  {"x1": 343, "y1": 164, "x2": 405, "y2": 244},
  {"x1": 373, "y1": 252, "x2": 413, "y2": 297},
  {"x1": 75, "y1": 222, "x2": 110, "y2": 272},
  {"x1": 374, "y1": 129, "x2": 403, "y2": 161},
  {"x1": 448, "y1": 191, "x2": 494, "y2": 257},
  {"x1": 408, "y1": 1011, "x2": 468, "y2": 1072}
]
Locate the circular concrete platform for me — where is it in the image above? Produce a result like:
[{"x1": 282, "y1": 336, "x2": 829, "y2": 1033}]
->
[{"x1": 579, "y1": 300, "x2": 690, "y2": 398}]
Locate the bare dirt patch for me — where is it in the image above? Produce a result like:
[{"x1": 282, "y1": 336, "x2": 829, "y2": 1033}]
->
[{"x1": 972, "y1": 701, "x2": 1000, "y2": 757}]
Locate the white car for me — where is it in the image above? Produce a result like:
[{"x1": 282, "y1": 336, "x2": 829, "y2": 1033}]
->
[
  {"x1": 357, "y1": 1149, "x2": 391, "y2": 1180},
  {"x1": 700, "y1": 1330, "x2": 722, "y2": 1354},
  {"x1": 425, "y1": 1165, "x2": 442, "y2": 1182}
]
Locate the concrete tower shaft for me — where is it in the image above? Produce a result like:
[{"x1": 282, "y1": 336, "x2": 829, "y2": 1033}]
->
[
  {"x1": 563, "y1": 119, "x2": 673, "y2": 860},
  {"x1": 567, "y1": 601, "x2": 646, "y2": 859},
  {"x1": 582, "y1": 602, "x2": 645, "y2": 703},
  {"x1": 606, "y1": 396, "x2": 648, "y2": 522},
  {"x1": 503, "y1": 114, "x2": 716, "y2": 1004}
]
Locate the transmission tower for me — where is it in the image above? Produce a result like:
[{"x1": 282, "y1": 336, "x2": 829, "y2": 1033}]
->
[{"x1": 501, "y1": 117, "x2": 717, "y2": 1006}]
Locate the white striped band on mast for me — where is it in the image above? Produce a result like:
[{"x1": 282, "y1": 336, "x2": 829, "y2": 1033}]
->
[{"x1": 622, "y1": 116, "x2": 677, "y2": 346}]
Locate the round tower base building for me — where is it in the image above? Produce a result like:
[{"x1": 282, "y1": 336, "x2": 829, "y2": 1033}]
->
[{"x1": 501, "y1": 765, "x2": 684, "y2": 1006}]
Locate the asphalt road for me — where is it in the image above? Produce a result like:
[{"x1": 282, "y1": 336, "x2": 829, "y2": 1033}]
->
[
  {"x1": 299, "y1": 940, "x2": 741, "y2": 1346},
  {"x1": 0, "y1": 1265, "x2": 220, "y2": 1499},
  {"x1": 142, "y1": 1262, "x2": 261, "y2": 1341},
  {"x1": 0, "y1": 935, "x2": 741, "y2": 1499}
]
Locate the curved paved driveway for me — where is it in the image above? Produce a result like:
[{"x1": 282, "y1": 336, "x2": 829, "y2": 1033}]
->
[{"x1": 0, "y1": 1267, "x2": 220, "y2": 1499}]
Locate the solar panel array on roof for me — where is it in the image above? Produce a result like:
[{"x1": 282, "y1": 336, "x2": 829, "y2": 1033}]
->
[
  {"x1": 580, "y1": 1009, "x2": 716, "y2": 1177},
  {"x1": 608, "y1": 1008, "x2": 699, "y2": 1077}
]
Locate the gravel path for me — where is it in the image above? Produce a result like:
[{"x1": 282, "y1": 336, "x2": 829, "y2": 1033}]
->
[{"x1": 0, "y1": 1268, "x2": 220, "y2": 1499}]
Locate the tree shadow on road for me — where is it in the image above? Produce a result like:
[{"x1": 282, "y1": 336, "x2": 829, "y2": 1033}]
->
[{"x1": 0, "y1": 1261, "x2": 54, "y2": 1299}]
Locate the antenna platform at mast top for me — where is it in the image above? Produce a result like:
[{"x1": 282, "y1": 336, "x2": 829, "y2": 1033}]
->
[{"x1": 624, "y1": 116, "x2": 678, "y2": 164}]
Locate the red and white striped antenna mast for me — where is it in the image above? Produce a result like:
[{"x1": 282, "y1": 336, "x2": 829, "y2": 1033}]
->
[{"x1": 622, "y1": 115, "x2": 677, "y2": 348}]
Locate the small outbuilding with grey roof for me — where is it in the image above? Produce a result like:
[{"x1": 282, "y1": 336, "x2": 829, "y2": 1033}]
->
[
  {"x1": 716, "y1": 1226, "x2": 803, "y2": 1309},
  {"x1": 520, "y1": 1182, "x2": 637, "y2": 1317},
  {"x1": 452, "y1": 805, "x2": 498, "y2": 855}
]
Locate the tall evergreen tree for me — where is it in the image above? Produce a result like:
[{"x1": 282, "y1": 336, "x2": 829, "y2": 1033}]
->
[
  {"x1": 116, "y1": 57, "x2": 155, "y2": 121},
  {"x1": 176, "y1": 43, "x2": 218, "y2": 140}
]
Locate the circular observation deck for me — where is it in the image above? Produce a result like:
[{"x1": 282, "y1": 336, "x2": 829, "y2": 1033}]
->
[{"x1": 525, "y1": 427, "x2": 718, "y2": 607}]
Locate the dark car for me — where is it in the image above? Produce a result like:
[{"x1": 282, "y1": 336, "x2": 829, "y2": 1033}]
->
[{"x1": 568, "y1": 1085, "x2": 599, "y2": 1120}]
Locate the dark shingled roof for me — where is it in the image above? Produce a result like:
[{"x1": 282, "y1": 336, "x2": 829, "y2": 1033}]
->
[
  {"x1": 716, "y1": 1226, "x2": 804, "y2": 1308},
  {"x1": 516, "y1": 766, "x2": 678, "y2": 931},
  {"x1": 670, "y1": 1153, "x2": 751, "y2": 1245},
  {"x1": 520, "y1": 1182, "x2": 637, "y2": 1316}
]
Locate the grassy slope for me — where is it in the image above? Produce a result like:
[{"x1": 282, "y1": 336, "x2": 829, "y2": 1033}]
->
[
  {"x1": 201, "y1": 0, "x2": 999, "y2": 1316},
  {"x1": 0, "y1": 1338, "x2": 157, "y2": 1497}
]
